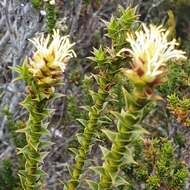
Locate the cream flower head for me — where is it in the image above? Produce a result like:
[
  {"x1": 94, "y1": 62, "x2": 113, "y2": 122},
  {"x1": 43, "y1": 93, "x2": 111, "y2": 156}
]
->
[
  {"x1": 28, "y1": 29, "x2": 76, "y2": 85},
  {"x1": 43, "y1": 0, "x2": 55, "y2": 5},
  {"x1": 123, "y1": 24, "x2": 186, "y2": 86}
]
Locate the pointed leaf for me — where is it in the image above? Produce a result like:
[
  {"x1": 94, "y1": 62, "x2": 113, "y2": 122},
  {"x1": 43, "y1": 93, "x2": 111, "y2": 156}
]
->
[
  {"x1": 16, "y1": 127, "x2": 28, "y2": 133},
  {"x1": 99, "y1": 145, "x2": 110, "y2": 159},
  {"x1": 114, "y1": 176, "x2": 129, "y2": 187},
  {"x1": 131, "y1": 125, "x2": 150, "y2": 141},
  {"x1": 62, "y1": 163, "x2": 72, "y2": 176},
  {"x1": 122, "y1": 148, "x2": 137, "y2": 165},
  {"x1": 76, "y1": 133, "x2": 83, "y2": 144},
  {"x1": 102, "y1": 129, "x2": 117, "y2": 142},
  {"x1": 76, "y1": 119, "x2": 87, "y2": 128},
  {"x1": 89, "y1": 90, "x2": 99, "y2": 102},
  {"x1": 102, "y1": 102, "x2": 108, "y2": 111},
  {"x1": 80, "y1": 105, "x2": 91, "y2": 111},
  {"x1": 33, "y1": 151, "x2": 49, "y2": 163},
  {"x1": 68, "y1": 148, "x2": 78, "y2": 155},
  {"x1": 37, "y1": 168, "x2": 47, "y2": 175},
  {"x1": 89, "y1": 166, "x2": 104, "y2": 176},
  {"x1": 40, "y1": 140, "x2": 54, "y2": 149},
  {"x1": 86, "y1": 180, "x2": 99, "y2": 190},
  {"x1": 52, "y1": 93, "x2": 65, "y2": 101},
  {"x1": 122, "y1": 87, "x2": 138, "y2": 109}
]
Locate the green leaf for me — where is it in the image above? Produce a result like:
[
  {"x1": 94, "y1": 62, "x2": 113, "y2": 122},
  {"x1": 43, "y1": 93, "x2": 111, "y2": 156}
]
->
[
  {"x1": 98, "y1": 115, "x2": 112, "y2": 125},
  {"x1": 131, "y1": 125, "x2": 150, "y2": 141},
  {"x1": 68, "y1": 148, "x2": 78, "y2": 155},
  {"x1": 35, "y1": 168, "x2": 47, "y2": 177},
  {"x1": 33, "y1": 152, "x2": 49, "y2": 163},
  {"x1": 29, "y1": 141, "x2": 40, "y2": 152},
  {"x1": 102, "y1": 129, "x2": 117, "y2": 142},
  {"x1": 76, "y1": 119, "x2": 87, "y2": 128},
  {"x1": 86, "y1": 180, "x2": 99, "y2": 190},
  {"x1": 18, "y1": 170, "x2": 27, "y2": 190},
  {"x1": 111, "y1": 110, "x2": 138, "y2": 130},
  {"x1": 113, "y1": 176, "x2": 129, "y2": 187},
  {"x1": 102, "y1": 101, "x2": 109, "y2": 111},
  {"x1": 76, "y1": 133, "x2": 83, "y2": 145},
  {"x1": 122, "y1": 147, "x2": 137, "y2": 165},
  {"x1": 91, "y1": 47, "x2": 106, "y2": 63},
  {"x1": 40, "y1": 140, "x2": 54, "y2": 149},
  {"x1": 80, "y1": 105, "x2": 91, "y2": 111},
  {"x1": 34, "y1": 127, "x2": 50, "y2": 136},
  {"x1": 89, "y1": 90, "x2": 99, "y2": 102},
  {"x1": 109, "y1": 170, "x2": 118, "y2": 184},
  {"x1": 99, "y1": 145, "x2": 110, "y2": 159},
  {"x1": 17, "y1": 146, "x2": 29, "y2": 155},
  {"x1": 138, "y1": 102, "x2": 155, "y2": 122},
  {"x1": 16, "y1": 127, "x2": 28, "y2": 134},
  {"x1": 52, "y1": 92, "x2": 65, "y2": 100},
  {"x1": 122, "y1": 87, "x2": 139, "y2": 109},
  {"x1": 89, "y1": 166, "x2": 104, "y2": 176}
]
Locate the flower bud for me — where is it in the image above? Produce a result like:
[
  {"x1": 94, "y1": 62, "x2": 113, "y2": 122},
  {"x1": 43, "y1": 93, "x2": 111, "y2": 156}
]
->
[{"x1": 28, "y1": 29, "x2": 76, "y2": 87}]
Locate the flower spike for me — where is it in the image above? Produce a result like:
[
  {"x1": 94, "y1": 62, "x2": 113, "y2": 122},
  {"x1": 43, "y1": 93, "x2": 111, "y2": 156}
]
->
[
  {"x1": 29, "y1": 29, "x2": 76, "y2": 75},
  {"x1": 123, "y1": 24, "x2": 186, "y2": 86}
]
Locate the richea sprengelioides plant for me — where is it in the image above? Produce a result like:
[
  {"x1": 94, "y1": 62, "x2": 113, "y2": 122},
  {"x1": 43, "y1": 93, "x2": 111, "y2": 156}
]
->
[
  {"x1": 3, "y1": 4, "x2": 189, "y2": 190},
  {"x1": 88, "y1": 23, "x2": 186, "y2": 189},
  {"x1": 66, "y1": 7, "x2": 139, "y2": 190},
  {"x1": 13, "y1": 30, "x2": 76, "y2": 190}
]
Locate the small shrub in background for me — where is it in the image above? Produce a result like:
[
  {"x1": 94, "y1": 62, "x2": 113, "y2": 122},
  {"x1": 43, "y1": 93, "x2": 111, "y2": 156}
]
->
[
  {"x1": 0, "y1": 160, "x2": 17, "y2": 190},
  {"x1": 124, "y1": 139, "x2": 188, "y2": 190}
]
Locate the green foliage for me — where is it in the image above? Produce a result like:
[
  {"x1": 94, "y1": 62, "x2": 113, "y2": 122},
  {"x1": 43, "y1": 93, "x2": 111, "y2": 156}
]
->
[
  {"x1": 18, "y1": 97, "x2": 50, "y2": 190},
  {"x1": 66, "y1": 7, "x2": 138, "y2": 190},
  {"x1": 31, "y1": 0, "x2": 56, "y2": 32},
  {"x1": 107, "y1": 6, "x2": 138, "y2": 50},
  {"x1": 31, "y1": 0, "x2": 41, "y2": 8},
  {"x1": 7, "y1": 4, "x2": 190, "y2": 190},
  {"x1": 3, "y1": 107, "x2": 26, "y2": 148},
  {"x1": 67, "y1": 95, "x2": 81, "y2": 121},
  {"x1": 66, "y1": 71, "x2": 110, "y2": 190},
  {"x1": 158, "y1": 61, "x2": 190, "y2": 96},
  {"x1": 174, "y1": 0, "x2": 190, "y2": 6},
  {"x1": 14, "y1": 60, "x2": 58, "y2": 190},
  {"x1": 2, "y1": 108, "x2": 26, "y2": 189},
  {"x1": 173, "y1": 168, "x2": 189, "y2": 189},
  {"x1": 97, "y1": 88, "x2": 152, "y2": 189},
  {"x1": 168, "y1": 94, "x2": 190, "y2": 111},
  {"x1": 81, "y1": 75, "x2": 94, "y2": 106},
  {"x1": 0, "y1": 160, "x2": 17, "y2": 190},
  {"x1": 123, "y1": 139, "x2": 189, "y2": 190},
  {"x1": 167, "y1": 93, "x2": 190, "y2": 126},
  {"x1": 147, "y1": 176, "x2": 160, "y2": 190},
  {"x1": 46, "y1": 2, "x2": 56, "y2": 33}
]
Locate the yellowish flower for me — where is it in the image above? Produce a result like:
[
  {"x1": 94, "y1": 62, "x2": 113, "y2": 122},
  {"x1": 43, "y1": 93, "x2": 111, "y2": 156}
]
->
[
  {"x1": 43, "y1": 0, "x2": 55, "y2": 5},
  {"x1": 28, "y1": 29, "x2": 76, "y2": 85},
  {"x1": 123, "y1": 24, "x2": 186, "y2": 86}
]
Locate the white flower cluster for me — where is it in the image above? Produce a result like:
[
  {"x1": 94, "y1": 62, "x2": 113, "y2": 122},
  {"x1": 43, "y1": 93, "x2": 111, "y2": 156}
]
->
[
  {"x1": 28, "y1": 29, "x2": 76, "y2": 85},
  {"x1": 124, "y1": 24, "x2": 186, "y2": 85}
]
